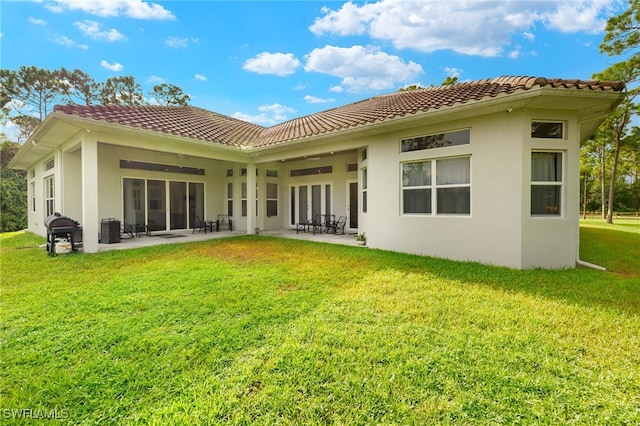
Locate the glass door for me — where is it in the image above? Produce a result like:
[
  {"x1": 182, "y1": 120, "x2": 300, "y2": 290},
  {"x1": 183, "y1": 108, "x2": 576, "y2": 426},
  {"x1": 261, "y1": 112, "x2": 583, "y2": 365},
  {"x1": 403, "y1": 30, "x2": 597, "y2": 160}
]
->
[
  {"x1": 170, "y1": 181, "x2": 187, "y2": 230},
  {"x1": 291, "y1": 183, "x2": 331, "y2": 224},
  {"x1": 147, "y1": 180, "x2": 166, "y2": 231}
]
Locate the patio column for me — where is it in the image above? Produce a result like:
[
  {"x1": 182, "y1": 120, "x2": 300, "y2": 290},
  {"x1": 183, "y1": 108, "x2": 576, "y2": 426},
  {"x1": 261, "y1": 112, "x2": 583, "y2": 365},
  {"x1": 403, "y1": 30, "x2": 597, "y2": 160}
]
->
[
  {"x1": 81, "y1": 136, "x2": 99, "y2": 253},
  {"x1": 246, "y1": 163, "x2": 256, "y2": 234}
]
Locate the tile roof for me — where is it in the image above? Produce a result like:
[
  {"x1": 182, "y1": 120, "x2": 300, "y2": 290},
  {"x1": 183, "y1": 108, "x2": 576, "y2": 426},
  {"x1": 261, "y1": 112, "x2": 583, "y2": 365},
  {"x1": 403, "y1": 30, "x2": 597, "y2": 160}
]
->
[
  {"x1": 53, "y1": 104, "x2": 265, "y2": 148},
  {"x1": 53, "y1": 76, "x2": 624, "y2": 149}
]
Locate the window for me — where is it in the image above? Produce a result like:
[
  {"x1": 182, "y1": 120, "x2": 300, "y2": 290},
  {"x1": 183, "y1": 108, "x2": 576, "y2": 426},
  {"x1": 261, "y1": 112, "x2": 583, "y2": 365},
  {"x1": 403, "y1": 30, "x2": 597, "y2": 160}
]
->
[
  {"x1": 30, "y1": 169, "x2": 35, "y2": 179},
  {"x1": 402, "y1": 162, "x2": 431, "y2": 214},
  {"x1": 362, "y1": 168, "x2": 368, "y2": 213},
  {"x1": 44, "y1": 158, "x2": 54, "y2": 172},
  {"x1": 436, "y1": 157, "x2": 470, "y2": 214},
  {"x1": 226, "y1": 169, "x2": 233, "y2": 177},
  {"x1": 402, "y1": 156, "x2": 471, "y2": 215},
  {"x1": 31, "y1": 182, "x2": 36, "y2": 212},
  {"x1": 266, "y1": 183, "x2": 278, "y2": 216},
  {"x1": 362, "y1": 148, "x2": 367, "y2": 161},
  {"x1": 290, "y1": 166, "x2": 332, "y2": 177},
  {"x1": 401, "y1": 129, "x2": 470, "y2": 152},
  {"x1": 531, "y1": 122, "x2": 564, "y2": 139},
  {"x1": 44, "y1": 176, "x2": 55, "y2": 216},
  {"x1": 241, "y1": 182, "x2": 247, "y2": 216},
  {"x1": 227, "y1": 182, "x2": 233, "y2": 216},
  {"x1": 531, "y1": 152, "x2": 563, "y2": 216},
  {"x1": 347, "y1": 163, "x2": 358, "y2": 172},
  {"x1": 266, "y1": 169, "x2": 278, "y2": 177},
  {"x1": 120, "y1": 160, "x2": 205, "y2": 176}
]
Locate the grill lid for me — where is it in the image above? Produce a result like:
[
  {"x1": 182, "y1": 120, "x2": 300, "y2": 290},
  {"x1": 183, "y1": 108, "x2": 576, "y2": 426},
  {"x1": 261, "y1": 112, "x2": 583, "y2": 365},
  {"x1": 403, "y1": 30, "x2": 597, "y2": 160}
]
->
[{"x1": 44, "y1": 213, "x2": 80, "y2": 230}]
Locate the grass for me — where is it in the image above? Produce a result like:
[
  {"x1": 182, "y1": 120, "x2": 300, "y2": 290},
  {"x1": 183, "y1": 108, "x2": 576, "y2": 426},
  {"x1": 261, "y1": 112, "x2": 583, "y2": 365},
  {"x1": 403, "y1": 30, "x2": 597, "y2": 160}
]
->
[{"x1": 0, "y1": 223, "x2": 638, "y2": 425}]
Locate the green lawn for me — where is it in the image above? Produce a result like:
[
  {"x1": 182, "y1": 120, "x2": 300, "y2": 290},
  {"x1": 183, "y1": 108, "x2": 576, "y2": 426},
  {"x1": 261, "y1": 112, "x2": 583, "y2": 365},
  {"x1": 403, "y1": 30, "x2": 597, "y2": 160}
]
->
[{"x1": 1, "y1": 222, "x2": 638, "y2": 424}]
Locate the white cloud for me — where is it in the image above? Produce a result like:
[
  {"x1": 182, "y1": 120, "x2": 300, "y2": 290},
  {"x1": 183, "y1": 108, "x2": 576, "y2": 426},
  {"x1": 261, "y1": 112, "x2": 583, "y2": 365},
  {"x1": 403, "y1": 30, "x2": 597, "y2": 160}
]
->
[
  {"x1": 309, "y1": 0, "x2": 617, "y2": 57},
  {"x1": 54, "y1": 36, "x2": 75, "y2": 47},
  {"x1": 165, "y1": 36, "x2": 198, "y2": 48},
  {"x1": 243, "y1": 52, "x2": 301, "y2": 77},
  {"x1": 542, "y1": 0, "x2": 613, "y2": 34},
  {"x1": 523, "y1": 31, "x2": 535, "y2": 42},
  {"x1": 442, "y1": 67, "x2": 461, "y2": 78},
  {"x1": 303, "y1": 95, "x2": 335, "y2": 104},
  {"x1": 304, "y1": 45, "x2": 423, "y2": 92},
  {"x1": 195, "y1": 74, "x2": 207, "y2": 81},
  {"x1": 233, "y1": 103, "x2": 297, "y2": 125},
  {"x1": 74, "y1": 20, "x2": 125, "y2": 42},
  {"x1": 166, "y1": 36, "x2": 188, "y2": 48},
  {"x1": 101, "y1": 60, "x2": 123, "y2": 72},
  {"x1": 45, "y1": 0, "x2": 175, "y2": 20},
  {"x1": 146, "y1": 75, "x2": 164, "y2": 84},
  {"x1": 28, "y1": 17, "x2": 46, "y2": 25},
  {"x1": 508, "y1": 48, "x2": 522, "y2": 59},
  {"x1": 329, "y1": 85, "x2": 344, "y2": 93}
]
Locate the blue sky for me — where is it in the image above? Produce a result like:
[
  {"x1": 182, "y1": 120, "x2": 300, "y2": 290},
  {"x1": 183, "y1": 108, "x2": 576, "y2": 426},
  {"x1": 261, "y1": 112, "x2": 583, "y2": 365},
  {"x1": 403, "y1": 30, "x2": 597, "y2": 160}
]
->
[{"x1": 0, "y1": 0, "x2": 629, "y2": 131}]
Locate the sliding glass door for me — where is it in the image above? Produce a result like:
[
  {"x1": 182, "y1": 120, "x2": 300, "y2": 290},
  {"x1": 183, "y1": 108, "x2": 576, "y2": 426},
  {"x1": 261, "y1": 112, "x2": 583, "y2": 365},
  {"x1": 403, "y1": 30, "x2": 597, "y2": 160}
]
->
[{"x1": 123, "y1": 178, "x2": 204, "y2": 231}]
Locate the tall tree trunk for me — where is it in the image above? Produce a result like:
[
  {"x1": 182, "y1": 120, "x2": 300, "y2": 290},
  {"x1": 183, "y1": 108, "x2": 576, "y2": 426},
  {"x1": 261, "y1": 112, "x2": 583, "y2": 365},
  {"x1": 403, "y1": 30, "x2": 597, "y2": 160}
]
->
[{"x1": 606, "y1": 137, "x2": 622, "y2": 224}]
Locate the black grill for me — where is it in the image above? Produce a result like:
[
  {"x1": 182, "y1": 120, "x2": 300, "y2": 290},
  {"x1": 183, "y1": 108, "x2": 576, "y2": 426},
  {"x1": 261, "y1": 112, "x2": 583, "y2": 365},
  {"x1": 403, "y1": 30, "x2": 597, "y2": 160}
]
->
[{"x1": 44, "y1": 213, "x2": 82, "y2": 256}]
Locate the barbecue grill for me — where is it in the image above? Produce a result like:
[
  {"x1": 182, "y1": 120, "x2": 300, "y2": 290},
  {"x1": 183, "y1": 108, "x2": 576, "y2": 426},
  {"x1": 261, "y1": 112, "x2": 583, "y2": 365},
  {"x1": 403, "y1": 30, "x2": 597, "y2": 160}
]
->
[{"x1": 44, "y1": 213, "x2": 82, "y2": 256}]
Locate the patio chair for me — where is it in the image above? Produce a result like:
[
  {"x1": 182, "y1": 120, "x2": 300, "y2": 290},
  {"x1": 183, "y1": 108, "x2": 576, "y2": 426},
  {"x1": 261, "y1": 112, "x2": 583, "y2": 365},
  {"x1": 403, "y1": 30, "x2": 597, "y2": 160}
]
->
[
  {"x1": 323, "y1": 214, "x2": 336, "y2": 233},
  {"x1": 120, "y1": 224, "x2": 135, "y2": 239},
  {"x1": 216, "y1": 215, "x2": 232, "y2": 232},
  {"x1": 331, "y1": 216, "x2": 347, "y2": 234},
  {"x1": 192, "y1": 216, "x2": 208, "y2": 233}
]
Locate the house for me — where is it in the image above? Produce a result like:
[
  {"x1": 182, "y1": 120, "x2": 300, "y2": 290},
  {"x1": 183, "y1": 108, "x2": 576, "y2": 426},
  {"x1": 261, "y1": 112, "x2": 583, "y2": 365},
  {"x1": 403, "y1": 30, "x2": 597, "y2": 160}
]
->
[{"x1": 9, "y1": 76, "x2": 625, "y2": 269}]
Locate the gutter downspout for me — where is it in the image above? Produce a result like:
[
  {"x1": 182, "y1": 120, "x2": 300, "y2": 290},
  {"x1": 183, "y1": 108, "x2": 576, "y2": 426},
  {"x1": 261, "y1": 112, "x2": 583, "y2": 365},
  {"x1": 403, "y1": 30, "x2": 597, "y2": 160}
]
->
[{"x1": 576, "y1": 258, "x2": 607, "y2": 271}]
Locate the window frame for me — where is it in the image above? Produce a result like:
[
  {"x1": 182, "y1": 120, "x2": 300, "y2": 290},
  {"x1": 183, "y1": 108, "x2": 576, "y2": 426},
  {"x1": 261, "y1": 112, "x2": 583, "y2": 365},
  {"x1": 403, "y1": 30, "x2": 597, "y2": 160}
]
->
[
  {"x1": 401, "y1": 155, "x2": 471, "y2": 216},
  {"x1": 266, "y1": 182, "x2": 278, "y2": 217},
  {"x1": 530, "y1": 151, "x2": 564, "y2": 217},
  {"x1": 44, "y1": 175, "x2": 55, "y2": 217},
  {"x1": 531, "y1": 121, "x2": 565, "y2": 139}
]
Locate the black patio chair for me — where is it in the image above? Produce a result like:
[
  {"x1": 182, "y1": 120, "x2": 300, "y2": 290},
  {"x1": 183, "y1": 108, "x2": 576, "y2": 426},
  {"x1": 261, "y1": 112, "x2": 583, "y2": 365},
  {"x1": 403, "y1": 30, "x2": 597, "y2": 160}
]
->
[
  {"x1": 331, "y1": 216, "x2": 347, "y2": 234},
  {"x1": 192, "y1": 216, "x2": 208, "y2": 233}
]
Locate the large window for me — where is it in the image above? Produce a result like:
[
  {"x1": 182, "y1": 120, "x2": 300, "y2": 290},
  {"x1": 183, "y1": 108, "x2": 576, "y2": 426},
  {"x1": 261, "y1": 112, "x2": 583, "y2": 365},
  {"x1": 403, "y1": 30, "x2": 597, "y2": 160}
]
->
[
  {"x1": 44, "y1": 176, "x2": 55, "y2": 216},
  {"x1": 531, "y1": 152, "x2": 563, "y2": 216},
  {"x1": 402, "y1": 156, "x2": 471, "y2": 215}
]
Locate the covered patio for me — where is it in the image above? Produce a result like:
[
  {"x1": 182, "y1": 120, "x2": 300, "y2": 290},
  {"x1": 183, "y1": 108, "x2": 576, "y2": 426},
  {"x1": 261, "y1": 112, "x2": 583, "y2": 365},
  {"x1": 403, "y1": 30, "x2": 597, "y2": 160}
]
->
[{"x1": 96, "y1": 228, "x2": 360, "y2": 252}]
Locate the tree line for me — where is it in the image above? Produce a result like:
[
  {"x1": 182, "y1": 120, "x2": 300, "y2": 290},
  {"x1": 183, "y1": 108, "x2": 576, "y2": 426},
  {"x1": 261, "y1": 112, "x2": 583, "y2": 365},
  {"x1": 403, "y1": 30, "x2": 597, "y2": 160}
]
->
[{"x1": 1, "y1": 67, "x2": 191, "y2": 144}]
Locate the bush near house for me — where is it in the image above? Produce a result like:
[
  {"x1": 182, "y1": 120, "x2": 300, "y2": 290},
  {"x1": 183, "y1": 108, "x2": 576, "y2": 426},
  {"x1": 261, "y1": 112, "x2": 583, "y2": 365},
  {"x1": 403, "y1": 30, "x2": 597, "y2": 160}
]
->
[{"x1": 0, "y1": 222, "x2": 638, "y2": 424}]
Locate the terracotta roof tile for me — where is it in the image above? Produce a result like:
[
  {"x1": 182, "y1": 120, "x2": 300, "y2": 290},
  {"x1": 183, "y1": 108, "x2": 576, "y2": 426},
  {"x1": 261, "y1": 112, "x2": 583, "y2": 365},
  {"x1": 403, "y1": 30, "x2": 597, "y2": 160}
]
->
[
  {"x1": 53, "y1": 105, "x2": 265, "y2": 147},
  {"x1": 53, "y1": 76, "x2": 624, "y2": 149}
]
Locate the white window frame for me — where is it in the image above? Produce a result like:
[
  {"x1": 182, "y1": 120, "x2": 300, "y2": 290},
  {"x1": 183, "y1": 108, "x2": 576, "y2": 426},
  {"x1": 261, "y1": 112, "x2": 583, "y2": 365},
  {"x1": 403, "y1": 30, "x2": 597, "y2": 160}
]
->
[
  {"x1": 401, "y1": 156, "x2": 471, "y2": 216},
  {"x1": 44, "y1": 175, "x2": 55, "y2": 217},
  {"x1": 531, "y1": 151, "x2": 564, "y2": 217},
  {"x1": 266, "y1": 182, "x2": 278, "y2": 217}
]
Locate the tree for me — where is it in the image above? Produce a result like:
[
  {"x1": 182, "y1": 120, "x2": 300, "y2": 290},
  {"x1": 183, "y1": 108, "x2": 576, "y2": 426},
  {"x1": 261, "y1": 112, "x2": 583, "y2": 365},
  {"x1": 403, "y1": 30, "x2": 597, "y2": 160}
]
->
[
  {"x1": 0, "y1": 66, "x2": 60, "y2": 122},
  {"x1": 150, "y1": 83, "x2": 190, "y2": 106},
  {"x1": 0, "y1": 137, "x2": 27, "y2": 232},
  {"x1": 596, "y1": 0, "x2": 640, "y2": 222},
  {"x1": 441, "y1": 76, "x2": 459, "y2": 85},
  {"x1": 58, "y1": 68, "x2": 101, "y2": 105},
  {"x1": 100, "y1": 76, "x2": 145, "y2": 106}
]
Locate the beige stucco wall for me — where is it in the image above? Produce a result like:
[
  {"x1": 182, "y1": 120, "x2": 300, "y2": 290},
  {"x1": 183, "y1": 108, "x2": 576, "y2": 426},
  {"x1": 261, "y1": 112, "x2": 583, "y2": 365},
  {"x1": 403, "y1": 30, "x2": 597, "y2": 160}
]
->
[{"x1": 360, "y1": 108, "x2": 580, "y2": 269}]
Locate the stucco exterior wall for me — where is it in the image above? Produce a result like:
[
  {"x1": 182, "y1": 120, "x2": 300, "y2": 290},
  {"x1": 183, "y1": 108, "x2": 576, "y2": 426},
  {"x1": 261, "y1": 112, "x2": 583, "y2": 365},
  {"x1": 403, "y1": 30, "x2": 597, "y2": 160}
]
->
[{"x1": 362, "y1": 112, "x2": 526, "y2": 268}]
